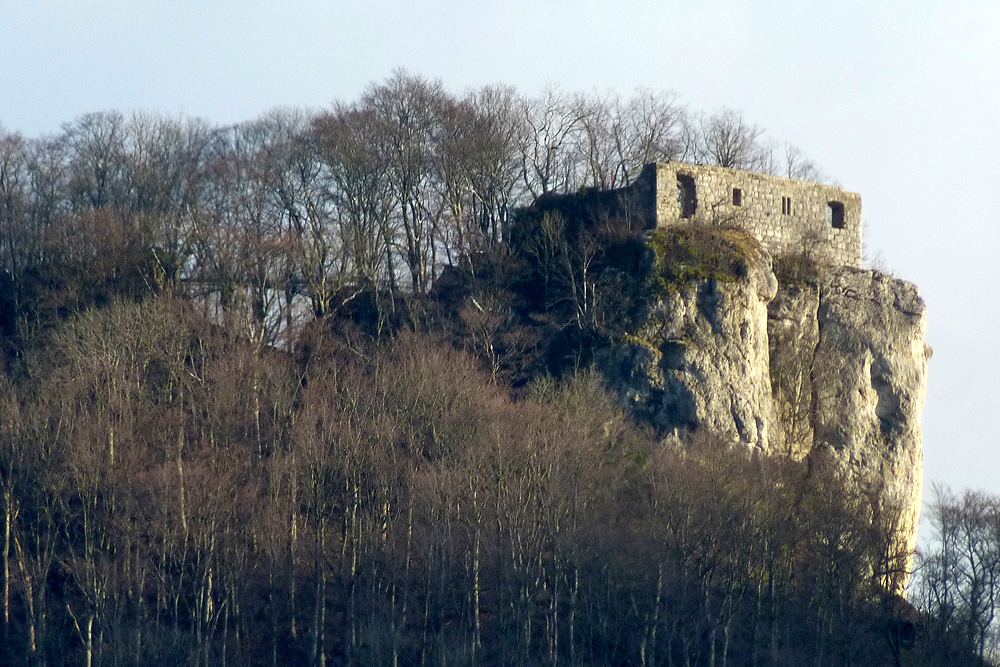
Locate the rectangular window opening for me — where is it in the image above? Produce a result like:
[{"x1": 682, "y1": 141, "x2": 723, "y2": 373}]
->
[
  {"x1": 677, "y1": 173, "x2": 697, "y2": 218},
  {"x1": 781, "y1": 196, "x2": 793, "y2": 215},
  {"x1": 828, "y1": 201, "x2": 846, "y2": 229},
  {"x1": 732, "y1": 188, "x2": 742, "y2": 207}
]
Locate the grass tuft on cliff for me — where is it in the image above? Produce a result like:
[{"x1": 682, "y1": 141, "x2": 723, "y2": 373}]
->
[{"x1": 650, "y1": 224, "x2": 764, "y2": 286}]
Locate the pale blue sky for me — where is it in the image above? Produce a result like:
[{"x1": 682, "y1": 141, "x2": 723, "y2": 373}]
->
[{"x1": 3, "y1": 0, "x2": 999, "y2": 497}]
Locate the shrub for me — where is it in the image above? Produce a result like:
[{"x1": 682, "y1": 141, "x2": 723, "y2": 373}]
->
[{"x1": 649, "y1": 223, "x2": 765, "y2": 285}]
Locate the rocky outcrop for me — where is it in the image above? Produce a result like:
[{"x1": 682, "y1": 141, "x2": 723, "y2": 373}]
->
[
  {"x1": 768, "y1": 268, "x2": 929, "y2": 559},
  {"x1": 602, "y1": 235, "x2": 778, "y2": 450},
  {"x1": 806, "y1": 268, "x2": 930, "y2": 555},
  {"x1": 599, "y1": 227, "x2": 929, "y2": 563}
]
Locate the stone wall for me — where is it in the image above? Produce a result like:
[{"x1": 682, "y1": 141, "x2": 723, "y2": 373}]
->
[{"x1": 633, "y1": 163, "x2": 863, "y2": 268}]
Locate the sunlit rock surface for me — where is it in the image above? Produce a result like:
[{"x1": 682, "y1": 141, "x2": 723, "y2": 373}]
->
[{"x1": 600, "y1": 230, "x2": 928, "y2": 575}]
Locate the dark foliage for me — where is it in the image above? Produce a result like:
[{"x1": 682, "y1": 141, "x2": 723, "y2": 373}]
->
[
  {"x1": 0, "y1": 301, "x2": 931, "y2": 665},
  {"x1": 0, "y1": 78, "x2": 970, "y2": 666}
]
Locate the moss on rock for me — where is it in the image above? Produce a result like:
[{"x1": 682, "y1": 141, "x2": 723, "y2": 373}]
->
[{"x1": 649, "y1": 224, "x2": 766, "y2": 287}]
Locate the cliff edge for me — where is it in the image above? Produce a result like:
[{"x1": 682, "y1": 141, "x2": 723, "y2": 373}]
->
[{"x1": 599, "y1": 226, "x2": 929, "y2": 565}]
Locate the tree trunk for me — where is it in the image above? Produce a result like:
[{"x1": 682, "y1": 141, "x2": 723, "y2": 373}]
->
[
  {"x1": 2, "y1": 488, "x2": 12, "y2": 632},
  {"x1": 310, "y1": 515, "x2": 327, "y2": 667}
]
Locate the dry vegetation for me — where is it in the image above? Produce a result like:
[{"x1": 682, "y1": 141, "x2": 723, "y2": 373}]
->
[
  {"x1": 0, "y1": 298, "x2": 919, "y2": 666},
  {"x1": 0, "y1": 73, "x2": 984, "y2": 666}
]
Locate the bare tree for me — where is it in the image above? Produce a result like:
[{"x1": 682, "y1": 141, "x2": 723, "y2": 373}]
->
[
  {"x1": 62, "y1": 110, "x2": 129, "y2": 211},
  {"x1": 782, "y1": 142, "x2": 826, "y2": 182},
  {"x1": 918, "y1": 486, "x2": 1000, "y2": 662},
  {"x1": 686, "y1": 107, "x2": 774, "y2": 172},
  {"x1": 520, "y1": 86, "x2": 588, "y2": 197},
  {"x1": 576, "y1": 89, "x2": 686, "y2": 189},
  {"x1": 361, "y1": 69, "x2": 450, "y2": 293},
  {"x1": 433, "y1": 85, "x2": 525, "y2": 266},
  {"x1": 460, "y1": 85, "x2": 526, "y2": 246},
  {"x1": 312, "y1": 104, "x2": 398, "y2": 296},
  {"x1": 0, "y1": 129, "x2": 33, "y2": 322},
  {"x1": 121, "y1": 112, "x2": 215, "y2": 292}
]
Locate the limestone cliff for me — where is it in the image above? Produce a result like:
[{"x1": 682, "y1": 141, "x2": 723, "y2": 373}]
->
[
  {"x1": 602, "y1": 228, "x2": 779, "y2": 449},
  {"x1": 802, "y1": 268, "x2": 929, "y2": 558},
  {"x1": 599, "y1": 226, "x2": 929, "y2": 558}
]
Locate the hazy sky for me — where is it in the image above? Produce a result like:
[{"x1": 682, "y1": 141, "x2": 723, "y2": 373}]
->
[{"x1": 3, "y1": 1, "x2": 999, "y2": 499}]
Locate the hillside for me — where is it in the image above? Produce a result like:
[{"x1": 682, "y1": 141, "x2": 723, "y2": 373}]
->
[
  {"x1": 0, "y1": 83, "x2": 962, "y2": 665},
  {"x1": 0, "y1": 287, "x2": 929, "y2": 667},
  {"x1": 0, "y1": 211, "x2": 943, "y2": 666}
]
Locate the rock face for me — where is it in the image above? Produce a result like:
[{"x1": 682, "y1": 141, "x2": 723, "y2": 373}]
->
[
  {"x1": 806, "y1": 268, "x2": 929, "y2": 558},
  {"x1": 600, "y1": 228, "x2": 929, "y2": 564},
  {"x1": 603, "y1": 239, "x2": 779, "y2": 450}
]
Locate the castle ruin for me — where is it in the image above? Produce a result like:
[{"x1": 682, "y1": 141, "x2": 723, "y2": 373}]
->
[{"x1": 631, "y1": 162, "x2": 863, "y2": 268}]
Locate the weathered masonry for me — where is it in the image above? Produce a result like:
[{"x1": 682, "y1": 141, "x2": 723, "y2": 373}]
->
[{"x1": 631, "y1": 163, "x2": 863, "y2": 268}]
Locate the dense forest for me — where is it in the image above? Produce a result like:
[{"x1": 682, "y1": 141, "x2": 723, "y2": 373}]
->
[
  {"x1": 0, "y1": 69, "x2": 825, "y2": 352},
  {"x1": 0, "y1": 72, "x2": 995, "y2": 666}
]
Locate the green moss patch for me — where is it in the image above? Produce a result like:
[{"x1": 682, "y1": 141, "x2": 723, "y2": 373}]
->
[{"x1": 649, "y1": 224, "x2": 763, "y2": 287}]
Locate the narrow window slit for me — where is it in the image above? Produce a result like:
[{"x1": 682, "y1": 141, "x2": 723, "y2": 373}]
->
[{"x1": 781, "y1": 196, "x2": 793, "y2": 215}]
